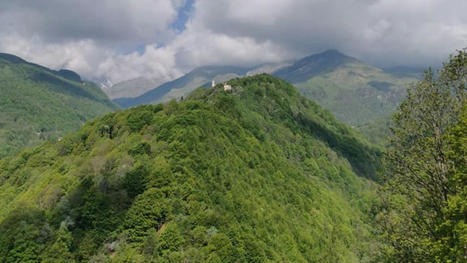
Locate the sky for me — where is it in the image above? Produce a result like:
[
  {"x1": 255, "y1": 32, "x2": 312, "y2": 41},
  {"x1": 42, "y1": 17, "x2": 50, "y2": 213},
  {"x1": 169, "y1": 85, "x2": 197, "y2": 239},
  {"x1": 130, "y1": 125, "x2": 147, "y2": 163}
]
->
[{"x1": 0, "y1": 0, "x2": 466, "y2": 84}]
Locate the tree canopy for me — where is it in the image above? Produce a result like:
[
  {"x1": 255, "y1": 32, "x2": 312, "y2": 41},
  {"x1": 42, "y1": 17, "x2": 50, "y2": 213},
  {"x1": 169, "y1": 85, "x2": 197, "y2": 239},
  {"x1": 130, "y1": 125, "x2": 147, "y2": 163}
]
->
[{"x1": 380, "y1": 49, "x2": 466, "y2": 262}]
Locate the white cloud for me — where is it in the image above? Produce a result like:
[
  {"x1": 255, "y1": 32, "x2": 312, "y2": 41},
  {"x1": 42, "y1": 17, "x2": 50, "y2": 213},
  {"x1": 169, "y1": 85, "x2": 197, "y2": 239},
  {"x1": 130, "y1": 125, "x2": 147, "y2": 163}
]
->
[
  {"x1": 170, "y1": 25, "x2": 291, "y2": 70},
  {"x1": 0, "y1": 0, "x2": 182, "y2": 45},
  {"x1": 0, "y1": 35, "x2": 106, "y2": 76},
  {"x1": 0, "y1": 0, "x2": 466, "y2": 84},
  {"x1": 188, "y1": 0, "x2": 467, "y2": 66},
  {"x1": 96, "y1": 45, "x2": 181, "y2": 84}
]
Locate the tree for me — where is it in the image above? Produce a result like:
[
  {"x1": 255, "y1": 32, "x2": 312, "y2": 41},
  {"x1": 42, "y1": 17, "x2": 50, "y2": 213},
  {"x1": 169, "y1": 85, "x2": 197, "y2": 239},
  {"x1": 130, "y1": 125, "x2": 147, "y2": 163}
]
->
[
  {"x1": 434, "y1": 105, "x2": 467, "y2": 262},
  {"x1": 383, "y1": 49, "x2": 466, "y2": 261},
  {"x1": 41, "y1": 224, "x2": 74, "y2": 263}
]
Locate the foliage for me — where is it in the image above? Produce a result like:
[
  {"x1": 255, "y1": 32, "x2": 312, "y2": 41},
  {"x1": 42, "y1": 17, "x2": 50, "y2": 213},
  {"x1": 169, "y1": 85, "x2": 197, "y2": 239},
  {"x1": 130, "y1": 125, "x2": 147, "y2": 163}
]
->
[
  {"x1": 0, "y1": 74, "x2": 381, "y2": 262},
  {"x1": 379, "y1": 49, "x2": 467, "y2": 262}
]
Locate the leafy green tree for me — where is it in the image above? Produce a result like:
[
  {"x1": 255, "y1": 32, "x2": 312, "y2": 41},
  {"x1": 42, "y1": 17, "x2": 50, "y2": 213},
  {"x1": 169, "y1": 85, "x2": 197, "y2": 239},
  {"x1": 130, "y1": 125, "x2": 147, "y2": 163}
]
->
[
  {"x1": 433, "y1": 105, "x2": 467, "y2": 261},
  {"x1": 41, "y1": 224, "x2": 74, "y2": 263},
  {"x1": 383, "y1": 49, "x2": 466, "y2": 261},
  {"x1": 124, "y1": 188, "x2": 169, "y2": 241},
  {"x1": 158, "y1": 222, "x2": 184, "y2": 253},
  {"x1": 0, "y1": 209, "x2": 49, "y2": 263}
]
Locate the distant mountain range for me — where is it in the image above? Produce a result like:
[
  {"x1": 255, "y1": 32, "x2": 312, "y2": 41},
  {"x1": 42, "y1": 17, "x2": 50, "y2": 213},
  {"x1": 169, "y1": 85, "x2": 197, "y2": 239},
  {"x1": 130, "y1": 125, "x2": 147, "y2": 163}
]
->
[
  {"x1": 111, "y1": 50, "x2": 421, "y2": 143},
  {"x1": 0, "y1": 50, "x2": 421, "y2": 156},
  {"x1": 0, "y1": 53, "x2": 119, "y2": 158},
  {"x1": 279, "y1": 50, "x2": 420, "y2": 125}
]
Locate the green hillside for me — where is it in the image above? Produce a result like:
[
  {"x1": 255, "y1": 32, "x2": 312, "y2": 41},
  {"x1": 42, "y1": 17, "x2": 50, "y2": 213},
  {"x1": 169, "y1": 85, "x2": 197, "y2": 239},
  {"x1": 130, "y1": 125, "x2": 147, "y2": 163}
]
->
[
  {"x1": 0, "y1": 53, "x2": 119, "y2": 158},
  {"x1": 294, "y1": 61, "x2": 417, "y2": 127},
  {"x1": 112, "y1": 50, "x2": 419, "y2": 146},
  {"x1": 0, "y1": 74, "x2": 382, "y2": 262},
  {"x1": 115, "y1": 66, "x2": 249, "y2": 108},
  {"x1": 272, "y1": 50, "x2": 419, "y2": 144}
]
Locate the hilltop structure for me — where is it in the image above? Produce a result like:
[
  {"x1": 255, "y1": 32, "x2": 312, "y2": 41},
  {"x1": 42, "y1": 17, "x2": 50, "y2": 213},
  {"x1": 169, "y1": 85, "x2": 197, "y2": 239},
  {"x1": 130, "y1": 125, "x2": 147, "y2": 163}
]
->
[{"x1": 224, "y1": 83, "x2": 232, "y2": 91}]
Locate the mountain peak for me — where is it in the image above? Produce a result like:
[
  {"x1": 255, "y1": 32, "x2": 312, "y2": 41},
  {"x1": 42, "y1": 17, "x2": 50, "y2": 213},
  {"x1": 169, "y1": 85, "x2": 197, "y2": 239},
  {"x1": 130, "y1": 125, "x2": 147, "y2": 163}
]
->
[
  {"x1": 312, "y1": 49, "x2": 358, "y2": 62},
  {"x1": 273, "y1": 49, "x2": 358, "y2": 83},
  {"x1": 320, "y1": 48, "x2": 344, "y2": 56}
]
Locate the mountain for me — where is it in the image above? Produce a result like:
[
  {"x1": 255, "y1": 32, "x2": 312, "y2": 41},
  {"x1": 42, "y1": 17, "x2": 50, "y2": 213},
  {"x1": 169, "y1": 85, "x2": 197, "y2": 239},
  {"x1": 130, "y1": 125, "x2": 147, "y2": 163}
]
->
[
  {"x1": 246, "y1": 61, "x2": 294, "y2": 76},
  {"x1": 0, "y1": 53, "x2": 119, "y2": 158},
  {"x1": 0, "y1": 74, "x2": 382, "y2": 262},
  {"x1": 103, "y1": 77, "x2": 167, "y2": 100},
  {"x1": 114, "y1": 66, "x2": 249, "y2": 108},
  {"x1": 274, "y1": 49, "x2": 359, "y2": 83},
  {"x1": 382, "y1": 65, "x2": 424, "y2": 78},
  {"x1": 272, "y1": 50, "x2": 419, "y2": 143},
  {"x1": 113, "y1": 50, "x2": 418, "y2": 141}
]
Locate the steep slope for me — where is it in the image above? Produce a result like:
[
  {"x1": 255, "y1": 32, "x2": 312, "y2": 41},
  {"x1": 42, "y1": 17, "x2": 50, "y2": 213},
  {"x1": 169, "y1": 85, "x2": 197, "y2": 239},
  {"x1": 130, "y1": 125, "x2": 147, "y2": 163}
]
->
[
  {"x1": 272, "y1": 50, "x2": 418, "y2": 143},
  {"x1": 290, "y1": 61, "x2": 417, "y2": 126},
  {"x1": 0, "y1": 74, "x2": 381, "y2": 262},
  {"x1": 115, "y1": 66, "x2": 249, "y2": 108},
  {"x1": 0, "y1": 53, "x2": 119, "y2": 158}
]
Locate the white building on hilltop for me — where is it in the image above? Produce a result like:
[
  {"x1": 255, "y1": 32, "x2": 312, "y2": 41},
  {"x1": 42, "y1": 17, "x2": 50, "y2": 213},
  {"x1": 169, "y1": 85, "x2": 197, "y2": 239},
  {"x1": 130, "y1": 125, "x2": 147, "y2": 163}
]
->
[
  {"x1": 211, "y1": 80, "x2": 216, "y2": 87},
  {"x1": 223, "y1": 84, "x2": 232, "y2": 91}
]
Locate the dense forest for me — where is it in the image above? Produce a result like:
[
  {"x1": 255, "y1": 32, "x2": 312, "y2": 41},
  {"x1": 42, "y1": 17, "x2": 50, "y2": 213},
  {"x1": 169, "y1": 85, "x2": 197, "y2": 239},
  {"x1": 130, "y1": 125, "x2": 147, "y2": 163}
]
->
[
  {"x1": 0, "y1": 74, "x2": 382, "y2": 262},
  {"x1": 0, "y1": 49, "x2": 464, "y2": 262}
]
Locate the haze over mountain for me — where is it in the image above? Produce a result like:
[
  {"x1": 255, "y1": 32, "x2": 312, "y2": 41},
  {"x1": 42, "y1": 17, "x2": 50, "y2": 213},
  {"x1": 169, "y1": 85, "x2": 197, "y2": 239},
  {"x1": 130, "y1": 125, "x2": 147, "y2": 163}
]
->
[
  {"x1": 102, "y1": 77, "x2": 167, "y2": 100},
  {"x1": 0, "y1": 53, "x2": 119, "y2": 158}
]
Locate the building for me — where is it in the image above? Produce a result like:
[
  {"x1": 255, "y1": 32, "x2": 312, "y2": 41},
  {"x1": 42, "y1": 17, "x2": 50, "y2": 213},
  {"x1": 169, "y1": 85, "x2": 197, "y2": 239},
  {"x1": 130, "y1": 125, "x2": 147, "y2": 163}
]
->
[{"x1": 223, "y1": 84, "x2": 232, "y2": 91}]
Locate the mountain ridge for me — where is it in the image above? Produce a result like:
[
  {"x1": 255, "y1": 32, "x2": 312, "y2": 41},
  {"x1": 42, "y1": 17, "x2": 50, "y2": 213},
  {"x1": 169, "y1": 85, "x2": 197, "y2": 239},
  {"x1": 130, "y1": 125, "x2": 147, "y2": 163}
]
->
[
  {"x1": 110, "y1": 49, "x2": 418, "y2": 145},
  {"x1": 273, "y1": 49, "x2": 359, "y2": 83},
  {"x1": 0, "y1": 53, "x2": 119, "y2": 158}
]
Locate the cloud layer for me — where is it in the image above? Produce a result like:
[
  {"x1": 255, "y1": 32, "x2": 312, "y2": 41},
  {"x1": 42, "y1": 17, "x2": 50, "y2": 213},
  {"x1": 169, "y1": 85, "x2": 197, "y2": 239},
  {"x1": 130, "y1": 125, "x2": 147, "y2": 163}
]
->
[{"x1": 0, "y1": 0, "x2": 466, "y2": 84}]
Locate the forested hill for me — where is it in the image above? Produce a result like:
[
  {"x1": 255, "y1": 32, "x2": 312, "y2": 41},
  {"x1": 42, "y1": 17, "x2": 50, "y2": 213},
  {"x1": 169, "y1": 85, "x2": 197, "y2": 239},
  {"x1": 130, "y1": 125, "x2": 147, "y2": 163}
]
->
[
  {"x1": 114, "y1": 66, "x2": 249, "y2": 108},
  {"x1": 0, "y1": 74, "x2": 382, "y2": 262},
  {"x1": 0, "y1": 53, "x2": 119, "y2": 158}
]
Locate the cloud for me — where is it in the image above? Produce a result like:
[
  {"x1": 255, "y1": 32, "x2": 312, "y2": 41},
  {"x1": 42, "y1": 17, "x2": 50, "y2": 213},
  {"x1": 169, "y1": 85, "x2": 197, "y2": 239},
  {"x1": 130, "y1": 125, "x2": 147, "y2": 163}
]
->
[
  {"x1": 0, "y1": 0, "x2": 185, "y2": 83},
  {"x1": 170, "y1": 25, "x2": 290, "y2": 70},
  {"x1": 96, "y1": 45, "x2": 181, "y2": 84},
  {"x1": 188, "y1": 0, "x2": 467, "y2": 66},
  {"x1": 0, "y1": 0, "x2": 466, "y2": 84},
  {"x1": 0, "y1": 0, "x2": 182, "y2": 45}
]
